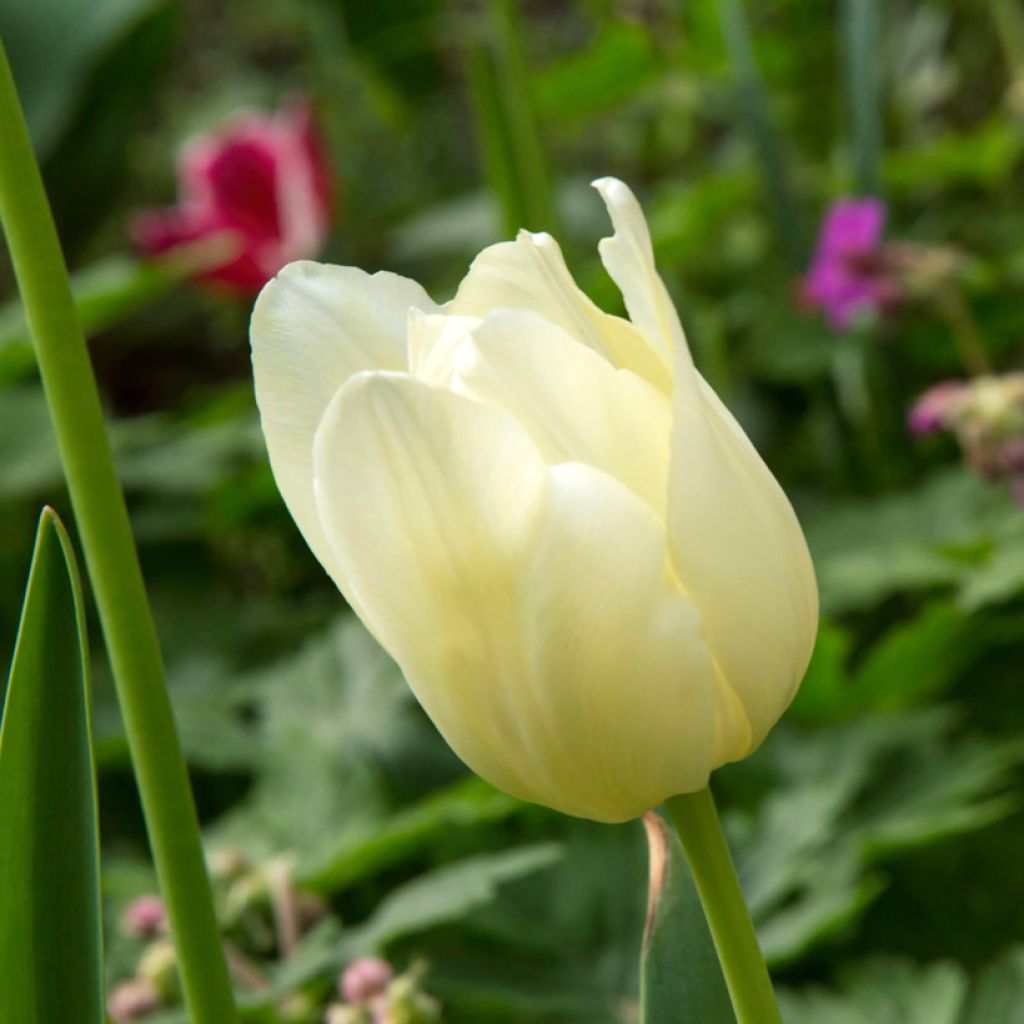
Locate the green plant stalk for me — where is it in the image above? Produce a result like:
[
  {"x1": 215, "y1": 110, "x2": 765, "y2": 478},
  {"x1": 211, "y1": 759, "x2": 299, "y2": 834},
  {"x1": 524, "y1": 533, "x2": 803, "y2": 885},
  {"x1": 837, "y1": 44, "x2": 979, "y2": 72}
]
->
[
  {"x1": 991, "y1": 0, "x2": 1024, "y2": 82},
  {"x1": 667, "y1": 788, "x2": 781, "y2": 1024},
  {"x1": 715, "y1": 0, "x2": 805, "y2": 270},
  {"x1": 0, "y1": 40, "x2": 237, "y2": 1024},
  {"x1": 468, "y1": 0, "x2": 558, "y2": 237},
  {"x1": 844, "y1": 0, "x2": 884, "y2": 197}
]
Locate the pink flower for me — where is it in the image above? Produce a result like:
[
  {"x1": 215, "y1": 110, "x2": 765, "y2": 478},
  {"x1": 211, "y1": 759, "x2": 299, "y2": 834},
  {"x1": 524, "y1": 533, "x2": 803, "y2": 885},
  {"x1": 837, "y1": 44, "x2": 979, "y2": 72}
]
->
[
  {"x1": 132, "y1": 99, "x2": 332, "y2": 294},
  {"x1": 907, "y1": 380, "x2": 969, "y2": 436},
  {"x1": 340, "y1": 956, "x2": 393, "y2": 1004},
  {"x1": 120, "y1": 895, "x2": 166, "y2": 939},
  {"x1": 106, "y1": 979, "x2": 161, "y2": 1022},
  {"x1": 800, "y1": 198, "x2": 897, "y2": 331}
]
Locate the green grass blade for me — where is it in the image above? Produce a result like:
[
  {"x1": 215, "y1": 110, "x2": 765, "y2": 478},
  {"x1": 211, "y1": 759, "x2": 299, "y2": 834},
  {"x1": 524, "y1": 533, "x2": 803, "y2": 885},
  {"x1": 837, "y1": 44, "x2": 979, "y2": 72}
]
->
[
  {"x1": 0, "y1": 508, "x2": 102, "y2": 1024},
  {"x1": 843, "y1": 0, "x2": 884, "y2": 196},
  {"x1": 640, "y1": 813, "x2": 735, "y2": 1023}
]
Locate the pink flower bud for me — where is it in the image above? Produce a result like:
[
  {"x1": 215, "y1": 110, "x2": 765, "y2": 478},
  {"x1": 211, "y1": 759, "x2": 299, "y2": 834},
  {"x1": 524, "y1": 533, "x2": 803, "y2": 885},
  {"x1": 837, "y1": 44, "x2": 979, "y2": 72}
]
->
[
  {"x1": 907, "y1": 380, "x2": 969, "y2": 436},
  {"x1": 340, "y1": 956, "x2": 393, "y2": 1004},
  {"x1": 132, "y1": 98, "x2": 332, "y2": 294},
  {"x1": 120, "y1": 895, "x2": 166, "y2": 939},
  {"x1": 106, "y1": 979, "x2": 161, "y2": 1022}
]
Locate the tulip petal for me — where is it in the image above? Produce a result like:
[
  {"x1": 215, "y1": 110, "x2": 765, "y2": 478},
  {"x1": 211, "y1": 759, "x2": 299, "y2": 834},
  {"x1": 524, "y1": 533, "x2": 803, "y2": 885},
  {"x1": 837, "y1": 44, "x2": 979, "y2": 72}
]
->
[
  {"x1": 592, "y1": 177, "x2": 689, "y2": 369},
  {"x1": 312, "y1": 374, "x2": 717, "y2": 821},
  {"x1": 312, "y1": 372, "x2": 552, "y2": 802},
  {"x1": 668, "y1": 370, "x2": 819, "y2": 759},
  {"x1": 452, "y1": 309, "x2": 671, "y2": 516},
  {"x1": 520, "y1": 462, "x2": 718, "y2": 820},
  {"x1": 449, "y1": 230, "x2": 671, "y2": 392},
  {"x1": 250, "y1": 261, "x2": 437, "y2": 587}
]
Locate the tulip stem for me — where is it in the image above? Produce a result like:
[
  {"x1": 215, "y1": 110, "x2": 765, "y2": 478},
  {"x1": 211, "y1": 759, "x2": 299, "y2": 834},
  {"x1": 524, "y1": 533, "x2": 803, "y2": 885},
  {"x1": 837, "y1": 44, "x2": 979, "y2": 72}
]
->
[
  {"x1": 667, "y1": 788, "x2": 780, "y2": 1024},
  {"x1": 0, "y1": 39, "x2": 237, "y2": 1024}
]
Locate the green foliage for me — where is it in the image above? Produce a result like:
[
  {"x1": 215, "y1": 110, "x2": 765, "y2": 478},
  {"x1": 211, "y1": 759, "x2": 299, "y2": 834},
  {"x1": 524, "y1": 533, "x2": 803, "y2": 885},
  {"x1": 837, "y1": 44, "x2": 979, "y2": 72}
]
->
[
  {"x1": 780, "y1": 947, "x2": 1024, "y2": 1024},
  {"x1": 640, "y1": 813, "x2": 733, "y2": 1022},
  {"x1": 0, "y1": 510, "x2": 102, "y2": 1023}
]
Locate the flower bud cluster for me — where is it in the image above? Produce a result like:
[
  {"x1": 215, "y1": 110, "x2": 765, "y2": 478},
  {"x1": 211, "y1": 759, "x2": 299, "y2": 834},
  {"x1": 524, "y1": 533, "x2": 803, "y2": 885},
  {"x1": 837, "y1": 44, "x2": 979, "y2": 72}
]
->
[
  {"x1": 909, "y1": 373, "x2": 1024, "y2": 502},
  {"x1": 324, "y1": 959, "x2": 440, "y2": 1024}
]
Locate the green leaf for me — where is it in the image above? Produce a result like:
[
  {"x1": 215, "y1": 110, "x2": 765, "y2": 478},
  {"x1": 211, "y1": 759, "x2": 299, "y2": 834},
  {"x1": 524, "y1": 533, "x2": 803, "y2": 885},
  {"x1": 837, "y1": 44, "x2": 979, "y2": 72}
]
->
[
  {"x1": 0, "y1": 257, "x2": 182, "y2": 379},
  {"x1": 639, "y1": 813, "x2": 733, "y2": 1023},
  {"x1": 965, "y1": 946, "x2": 1024, "y2": 1024},
  {"x1": 0, "y1": 0, "x2": 171, "y2": 154},
  {"x1": 0, "y1": 508, "x2": 102, "y2": 1023}
]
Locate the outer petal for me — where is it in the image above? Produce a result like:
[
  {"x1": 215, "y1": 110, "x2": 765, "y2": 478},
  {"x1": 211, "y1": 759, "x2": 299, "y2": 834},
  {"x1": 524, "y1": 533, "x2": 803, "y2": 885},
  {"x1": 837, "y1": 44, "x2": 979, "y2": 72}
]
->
[
  {"x1": 250, "y1": 261, "x2": 437, "y2": 586},
  {"x1": 312, "y1": 372, "x2": 552, "y2": 802},
  {"x1": 592, "y1": 177, "x2": 686, "y2": 369},
  {"x1": 593, "y1": 176, "x2": 818, "y2": 760},
  {"x1": 452, "y1": 309, "x2": 671, "y2": 515},
  {"x1": 448, "y1": 229, "x2": 671, "y2": 392},
  {"x1": 521, "y1": 463, "x2": 718, "y2": 820},
  {"x1": 312, "y1": 374, "x2": 717, "y2": 821}
]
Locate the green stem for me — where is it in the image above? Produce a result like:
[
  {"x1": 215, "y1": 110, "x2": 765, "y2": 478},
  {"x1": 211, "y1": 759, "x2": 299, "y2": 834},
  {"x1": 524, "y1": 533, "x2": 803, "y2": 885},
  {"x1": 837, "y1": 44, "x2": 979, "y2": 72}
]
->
[
  {"x1": 715, "y1": 0, "x2": 806, "y2": 270},
  {"x1": 0, "y1": 40, "x2": 237, "y2": 1024},
  {"x1": 468, "y1": 0, "x2": 558, "y2": 237},
  {"x1": 667, "y1": 789, "x2": 780, "y2": 1024},
  {"x1": 934, "y1": 288, "x2": 992, "y2": 378},
  {"x1": 844, "y1": 0, "x2": 884, "y2": 198}
]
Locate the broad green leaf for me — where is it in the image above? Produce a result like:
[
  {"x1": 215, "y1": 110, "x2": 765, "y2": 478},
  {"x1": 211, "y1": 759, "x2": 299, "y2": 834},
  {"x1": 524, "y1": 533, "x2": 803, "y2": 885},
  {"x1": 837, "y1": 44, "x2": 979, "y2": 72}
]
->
[
  {"x1": 639, "y1": 813, "x2": 733, "y2": 1023},
  {"x1": 965, "y1": 947, "x2": 1024, "y2": 1024},
  {"x1": 0, "y1": 508, "x2": 101, "y2": 1023},
  {"x1": 0, "y1": 0, "x2": 170, "y2": 154},
  {"x1": 778, "y1": 957, "x2": 967, "y2": 1024}
]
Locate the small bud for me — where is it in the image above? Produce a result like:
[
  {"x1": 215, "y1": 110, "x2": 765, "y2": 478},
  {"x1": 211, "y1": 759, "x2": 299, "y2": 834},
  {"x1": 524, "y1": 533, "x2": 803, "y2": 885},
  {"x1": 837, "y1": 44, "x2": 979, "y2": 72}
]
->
[
  {"x1": 907, "y1": 380, "x2": 969, "y2": 436},
  {"x1": 341, "y1": 957, "x2": 393, "y2": 1004},
  {"x1": 325, "y1": 1004, "x2": 370, "y2": 1024},
  {"x1": 107, "y1": 978, "x2": 161, "y2": 1022},
  {"x1": 208, "y1": 847, "x2": 251, "y2": 882},
  {"x1": 138, "y1": 938, "x2": 179, "y2": 1002},
  {"x1": 121, "y1": 895, "x2": 166, "y2": 939}
]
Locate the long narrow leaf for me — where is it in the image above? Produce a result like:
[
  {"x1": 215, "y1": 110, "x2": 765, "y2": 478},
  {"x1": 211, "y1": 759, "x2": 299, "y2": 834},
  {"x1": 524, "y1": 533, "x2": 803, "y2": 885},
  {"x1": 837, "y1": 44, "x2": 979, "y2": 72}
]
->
[
  {"x1": 640, "y1": 813, "x2": 734, "y2": 1023},
  {"x1": 844, "y1": 0, "x2": 884, "y2": 196},
  {"x1": 0, "y1": 508, "x2": 102, "y2": 1024}
]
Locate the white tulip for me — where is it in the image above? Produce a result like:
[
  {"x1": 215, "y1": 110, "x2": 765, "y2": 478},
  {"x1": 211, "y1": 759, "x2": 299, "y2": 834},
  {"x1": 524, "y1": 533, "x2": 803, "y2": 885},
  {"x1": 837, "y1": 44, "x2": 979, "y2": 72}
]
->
[{"x1": 250, "y1": 178, "x2": 818, "y2": 823}]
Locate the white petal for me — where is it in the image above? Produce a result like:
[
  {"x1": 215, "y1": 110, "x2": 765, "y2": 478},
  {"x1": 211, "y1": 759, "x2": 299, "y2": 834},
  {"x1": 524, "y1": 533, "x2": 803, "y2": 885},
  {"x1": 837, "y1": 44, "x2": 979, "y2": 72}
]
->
[
  {"x1": 250, "y1": 261, "x2": 437, "y2": 586},
  {"x1": 449, "y1": 230, "x2": 671, "y2": 392},
  {"x1": 668, "y1": 369, "x2": 819, "y2": 759},
  {"x1": 311, "y1": 372, "x2": 553, "y2": 802},
  {"x1": 452, "y1": 309, "x2": 671, "y2": 516},
  {"x1": 521, "y1": 463, "x2": 719, "y2": 820},
  {"x1": 406, "y1": 309, "x2": 479, "y2": 388},
  {"x1": 592, "y1": 177, "x2": 690, "y2": 371}
]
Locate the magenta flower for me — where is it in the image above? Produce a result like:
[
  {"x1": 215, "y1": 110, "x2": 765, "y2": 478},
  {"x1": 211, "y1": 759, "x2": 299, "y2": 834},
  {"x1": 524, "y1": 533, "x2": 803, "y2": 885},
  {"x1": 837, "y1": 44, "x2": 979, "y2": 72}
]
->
[
  {"x1": 800, "y1": 198, "x2": 897, "y2": 331},
  {"x1": 132, "y1": 99, "x2": 332, "y2": 294},
  {"x1": 907, "y1": 380, "x2": 969, "y2": 436}
]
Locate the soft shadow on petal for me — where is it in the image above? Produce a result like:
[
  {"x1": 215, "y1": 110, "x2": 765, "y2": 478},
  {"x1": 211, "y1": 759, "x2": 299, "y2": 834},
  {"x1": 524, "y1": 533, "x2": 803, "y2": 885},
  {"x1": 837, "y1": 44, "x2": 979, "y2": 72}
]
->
[
  {"x1": 449, "y1": 230, "x2": 671, "y2": 392},
  {"x1": 250, "y1": 261, "x2": 437, "y2": 587},
  {"x1": 454, "y1": 309, "x2": 671, "y2": 516}
]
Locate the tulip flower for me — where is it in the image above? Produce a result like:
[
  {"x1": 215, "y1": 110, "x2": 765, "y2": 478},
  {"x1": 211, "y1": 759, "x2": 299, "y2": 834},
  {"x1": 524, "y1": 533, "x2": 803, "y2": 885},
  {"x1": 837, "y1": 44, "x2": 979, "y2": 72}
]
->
[
  {"x1": 250, "y1": 177, "x2": 817, "y2": 824},
  {"x1": 132, "y1": 100, "x2": 332, "y2": 294}
]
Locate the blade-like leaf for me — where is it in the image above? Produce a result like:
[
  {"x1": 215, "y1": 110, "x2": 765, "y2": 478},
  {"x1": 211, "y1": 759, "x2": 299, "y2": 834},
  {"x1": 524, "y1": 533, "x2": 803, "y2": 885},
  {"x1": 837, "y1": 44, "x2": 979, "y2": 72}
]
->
[
  {"x1": 0, "y1": 508, "x2": 102, "y2": 1023},
  {"x1": 640, "y1": 813, "x2": 734, "y2": 1023}
]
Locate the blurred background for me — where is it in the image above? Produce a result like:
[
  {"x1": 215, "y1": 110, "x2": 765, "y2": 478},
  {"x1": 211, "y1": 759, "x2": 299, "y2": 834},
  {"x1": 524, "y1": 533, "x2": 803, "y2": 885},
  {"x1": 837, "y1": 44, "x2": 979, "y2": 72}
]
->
[{"x1": 2, "y1": 0, "x2": 1024, "y2": 1020}]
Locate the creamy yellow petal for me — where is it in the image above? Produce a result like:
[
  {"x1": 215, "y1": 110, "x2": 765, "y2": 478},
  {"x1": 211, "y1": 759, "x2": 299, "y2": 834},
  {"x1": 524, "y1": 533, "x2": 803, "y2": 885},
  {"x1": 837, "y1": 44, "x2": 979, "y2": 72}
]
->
[
  {"x1": 520, "y1": 462, "x2": 718, "y2": 820},
  {"x1": 448, "y1": 229, "x2": 671, "y2": 392},
  {"x1": 406, "y1": 309, "x2": 479, "y2": 388},
  {"x1": 592, "y1": 177, "x2": 687, "y2": 367},
  {"x1": 250, "y1": 260, "x2": 437, "y2": 586},
  {"x1": 452, "y1": 309, "x2": 671, "y2": 515},
  {"x1": 668, "y1": 368, "x2": 819, "y2": 759},
  {"x1": 311, "y1": 372, "x2": 554, "y2": 802}
]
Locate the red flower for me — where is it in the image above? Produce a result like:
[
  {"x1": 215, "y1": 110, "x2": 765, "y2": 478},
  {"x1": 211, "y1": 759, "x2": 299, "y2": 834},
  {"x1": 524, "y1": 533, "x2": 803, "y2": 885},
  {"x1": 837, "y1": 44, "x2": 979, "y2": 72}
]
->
[{"x1": 132, "y1": 100, "x2": 332, "y2": 293}]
